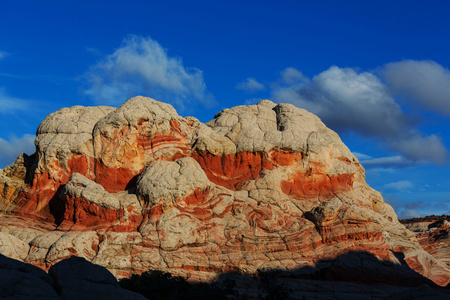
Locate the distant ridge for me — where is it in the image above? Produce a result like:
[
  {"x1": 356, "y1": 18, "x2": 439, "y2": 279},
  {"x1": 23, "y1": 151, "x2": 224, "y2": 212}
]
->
[{"x1": 400, "y1": 214, "x2": 450, "y2": 223}]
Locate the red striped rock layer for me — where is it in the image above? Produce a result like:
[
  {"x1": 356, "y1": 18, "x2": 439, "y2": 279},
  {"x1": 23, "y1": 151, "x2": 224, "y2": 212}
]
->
[
  {"x1": 8, "y1": 185, "x2": 392, "y2": 279},
  {"x1": 0, "y1": 96, "x2": 449, "y2": 287},
  {"x1": 403, "y1": 219, "x2": 450, "y2": 269},
  {"x1": 5, "y1": 99, "x2": 195, "y2": 220}
]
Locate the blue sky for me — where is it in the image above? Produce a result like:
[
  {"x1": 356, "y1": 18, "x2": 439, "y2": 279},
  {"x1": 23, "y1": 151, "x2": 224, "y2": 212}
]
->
[{"x1": 1, "y1": 0, "x2": 449, "y2": 218}]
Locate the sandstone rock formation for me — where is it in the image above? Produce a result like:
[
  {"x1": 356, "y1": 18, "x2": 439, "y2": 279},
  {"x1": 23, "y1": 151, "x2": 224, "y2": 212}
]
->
[
  {"x1": 403, "y1": 216, "x2": 450, "y2": 269},
  {"x1": 0, "y1": 96, "x2": 449, "y2": 289},
  {"x1": 2, "y1": 253, "x2": 448, "y2": 299}
]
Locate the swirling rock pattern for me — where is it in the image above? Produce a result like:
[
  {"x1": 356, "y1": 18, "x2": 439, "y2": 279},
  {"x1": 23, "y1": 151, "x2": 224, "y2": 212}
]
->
[
  {"x1": 0, "y1": 96, "x2": 449, "y2": 287},
  {"x1": 403, "y1": 218, "x2": 450, "y2": 270}
]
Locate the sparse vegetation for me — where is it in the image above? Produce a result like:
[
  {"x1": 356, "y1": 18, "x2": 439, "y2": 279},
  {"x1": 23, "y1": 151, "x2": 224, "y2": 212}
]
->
[{"x1": 400, "y1": 214, "x2": 450, "y2": 224}]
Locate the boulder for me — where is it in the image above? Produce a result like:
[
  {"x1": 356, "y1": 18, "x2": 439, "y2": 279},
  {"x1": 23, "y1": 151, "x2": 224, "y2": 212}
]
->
[
  {"x1": 48, "y1": 256, "x2": 145, "y2": 300},
  {"x1": 0, "y1": 254, "x2": 145, "y2": 299}
]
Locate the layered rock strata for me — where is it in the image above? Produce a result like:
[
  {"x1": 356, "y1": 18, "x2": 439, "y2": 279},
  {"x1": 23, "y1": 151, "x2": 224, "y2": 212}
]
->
[
  {"x1": 403, "y1": 217, "x2": 450, "y2": 269},
  {"x1": 0, "y1": 96, "x2": 449, "y2": 287}
]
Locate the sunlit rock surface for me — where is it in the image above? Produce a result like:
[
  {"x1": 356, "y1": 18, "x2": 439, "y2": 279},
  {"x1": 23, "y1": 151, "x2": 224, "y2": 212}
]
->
[
  {"x1": 0, "y1": 96, "x2": 449, "y2": 289},
  {"x1": 403, "y1": 217, "x2": 450, "y2": 270}
]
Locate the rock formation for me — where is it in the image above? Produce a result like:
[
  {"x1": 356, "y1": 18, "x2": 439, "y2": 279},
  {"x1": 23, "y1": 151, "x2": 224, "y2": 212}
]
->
[
  {"x1": 0, "y1": 96, "x2": 449, "y2": 289},
  {"x1": 402, "y1": 216, "x2": 450, "y2": 269},
  {"x1": 2, "y1": 253, "x2": 448, "y2": 299}
]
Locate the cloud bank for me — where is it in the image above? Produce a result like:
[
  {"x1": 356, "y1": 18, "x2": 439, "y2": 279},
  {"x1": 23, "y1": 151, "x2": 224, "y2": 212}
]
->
[
  {"x1": 266, "y1": 62, "x2": 448, "y2": 165},
  {"x1": 383, "y1": 60, "x2": 450, "y2": 115},
  {"x1": 358, "y1": 155, "x2": 416, "y2": 169},
  {"x1": 84, "y1": 35, "x2": 214, "y2": 110},
  {"x1": 0, "y1": 134, "x2": 35, "y2": 167}
]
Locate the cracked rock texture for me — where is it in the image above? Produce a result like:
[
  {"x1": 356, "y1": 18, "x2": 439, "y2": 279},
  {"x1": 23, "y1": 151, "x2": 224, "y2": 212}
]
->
[{"x1": 0, "y1": 96, "x2": 449, "y2": 288}]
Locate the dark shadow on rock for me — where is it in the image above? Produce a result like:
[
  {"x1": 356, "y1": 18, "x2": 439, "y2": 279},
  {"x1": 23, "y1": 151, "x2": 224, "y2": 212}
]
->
[
  {"x1": 429, "y1": 219, "x2": 446, "y2": 230},
  {"x1": 0, "y1": 254, "x2": 146, "y2": 300},
  {"x1": 1, "y1": 152, "x2": 36, "y2": 186},
  {"x1": 48, "y1": 256, "x2": 145, "y2": 299},
  {"x1": 286, "y1": 251, "x2": 434, "y2": 287},
  {"x1": 1, "y1": 251, "x2": 449, "y2": 299},
  {"x1": 125, "y1": 174, "x2": 140, "y2": 190},
  {"x1": 0, "y1": 254, "x2": 59, "y2": 299},
  {"x1": 119, "y1": 251, "x2": 450, "y2": 300},
  {"x1": 22, "y1": 152, "x2": 37, "y2": 185},
  {"x1": 48, "y1": 185, "x2": 66, "y2": 226}
]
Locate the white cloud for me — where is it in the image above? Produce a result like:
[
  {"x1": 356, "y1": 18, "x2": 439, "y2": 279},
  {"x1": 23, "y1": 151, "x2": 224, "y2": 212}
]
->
[
  {"x1": 0, "y1": 134, "x2": 35, "y2": 167},
  {"x1": 360, "y1": 155, "x2": 415, "y2": 168},
  {"x1": 353, "y1": 152, "x2": 373, "y2": 160},
  {"x1": 0, "y1": 88, "x2": 29, "y2": 113},
  {"x1": 270, "y1": 66, "x2": 448, "y2": 165},
  {"x1": 236, "y1": 77, "x2": 265, "y2": 93},
  {"x1": 383, "y1": 60, "x2": 450, "y2": 115},
  {"x1": 84, "y1": 35, "x2": 215, "y2": 109},
  {"x1": 273, "y1": 66, "x2": 407, "y2": 137},
  {"x1": 383, "y1": 180, "x2": 414, "y2": 191}
]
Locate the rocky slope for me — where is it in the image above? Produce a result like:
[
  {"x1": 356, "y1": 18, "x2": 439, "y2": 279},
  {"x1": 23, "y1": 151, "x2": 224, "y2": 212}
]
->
[
  {"x1": 2, "y1": 253, "x2": 449, "y2": 299},
  {"x1": 0, "y1": 96, "x2": 449, "y2": 289},
  {"x1": 402, "y1": 216, "x2": 450, "y2": 269}
]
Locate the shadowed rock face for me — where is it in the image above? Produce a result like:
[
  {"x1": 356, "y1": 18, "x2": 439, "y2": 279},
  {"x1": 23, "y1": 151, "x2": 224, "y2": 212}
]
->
[
  {"x1": 2, "y1": 253, "x2": 448, "y2": 299},
  {"x1": 0, "y1": 96, "x2": 449, "y2": 287},
  {"x1": 0, "y1": 254, "x2": 145, "y2": 299}
]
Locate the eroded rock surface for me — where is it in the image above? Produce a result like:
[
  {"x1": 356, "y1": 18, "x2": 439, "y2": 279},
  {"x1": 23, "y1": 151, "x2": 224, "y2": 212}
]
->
[
  {"x1": 403, "y1": 217, "x2": 450, "y2": 270},
  {"x1": 0, "y1": 96, "x2": 449, "y2": 288}
]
